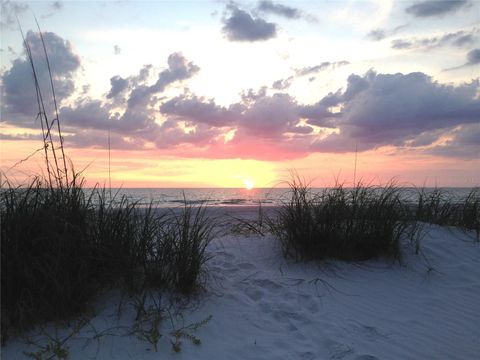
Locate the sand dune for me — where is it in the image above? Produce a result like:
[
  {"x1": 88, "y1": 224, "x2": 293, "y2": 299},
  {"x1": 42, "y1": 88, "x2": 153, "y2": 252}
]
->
[{"x1": 4, "y1": 224, "x2": 479, "y2": 359}]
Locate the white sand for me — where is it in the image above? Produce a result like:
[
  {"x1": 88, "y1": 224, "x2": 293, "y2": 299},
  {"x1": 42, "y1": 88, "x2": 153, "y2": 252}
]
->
[{"x1": 4, "y1": 222, "x2": 480, "y2": 359}]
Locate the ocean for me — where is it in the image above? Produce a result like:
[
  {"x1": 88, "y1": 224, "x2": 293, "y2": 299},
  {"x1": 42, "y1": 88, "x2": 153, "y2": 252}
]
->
[{"x1": 97, "y1": 187, "x2": 476, "y2": 208}]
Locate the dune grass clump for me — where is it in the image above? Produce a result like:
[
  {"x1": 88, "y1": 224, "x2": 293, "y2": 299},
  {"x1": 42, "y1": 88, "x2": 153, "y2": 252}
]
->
[
  {"x1": 1, "y1": 176, "x2": 97, "y2": 339},
  {"x1": 270, "y1": 178, "x2": 412, "y2": 262},
  {"x1": 415, "y1": 187, "x2": 479, "y2": 238},
  {"x1": 0, "y1": 178, "x2": 215, "y2": 342},
  {"x1": 151, "y1": 204, "x2": 215, "y2": 294}
]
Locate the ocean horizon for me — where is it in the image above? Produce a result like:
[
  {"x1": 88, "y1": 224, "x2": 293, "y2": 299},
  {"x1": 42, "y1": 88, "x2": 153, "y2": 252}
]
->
[{"x1": 92, "y1": 187, "x2": 477, "y2": 208}]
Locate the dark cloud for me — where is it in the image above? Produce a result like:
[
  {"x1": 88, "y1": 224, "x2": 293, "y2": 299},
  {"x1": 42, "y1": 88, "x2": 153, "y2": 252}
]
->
[
  {"x1": 405, "y1": 0, "x2": 469, "y2": 17},
  {"x1": 444, "y1": 48, "x2": 480, "y2": 70},
  {"x1": 295, "y1": 61, "x2": 350, "y2": 76},
  {"x1": 107, "y1": 75, "x2": 129, "y2": 99},
  {"x1": 391, "y1": 28, "x2": 479, "y2": 50},
  {"x1": 151, "y1": 53, "x2": 200, "y2": 92},
  {"x1": 222, "y1": 4, "x2": 277, "y2": 42},
  {"x1": 272, "y1": 76, "x2": 293, "y2": 90},
  {"x1": 426, "y1": 123, "x2": 480, "y2": 159},
  {"x1": 257, "y1": 1, "x2": 301, "y2": 19},
  {"x1": 240, "y1": 86, "x2": 268, "y2": 104},
  {"x1": 65, "y1": 129, "x2": 143, "y2": 150},
  {"x1": 391, "y1": 39, "x2": 412, "y2": 49},
  {"x1": 366, "y1": 24, "x2": 409, "y2": 42},
  {"x1": 51, "y1": 54, "x2": 199, "y2": 149},
  {"x1": 367, "y1": 29, "x2": 386, "y2": 41},
  {"x1": 308, "y1": 71, "x2": 480, "y2": 153},
  {"x1": 1, "y1": 0, "x2": 28, "y2": 29},
  {"x1": 106, "y1": 64, "x2": 152, "y2": 102},
  {"x1": 160, "y1": 93, "x2": 240, "y2": 127},
  {"x1": 298, "y1": 90, "x2": 343, "y2": 128},
  {"x1": 240, "y1": 93, "x2": 299, "y2": 137},
  {"x1": 1, "y1": 31, "x2": 81, "y2": 122},
  {"x1": 135, "y1": 64, "x2": 153, "y2": 84},
  {"x1": 466, "y1": 48, "x2": 480, "y2": 65},
  {"x1": 125, "y1": 53, "x2": 199, "y2": 108},
  {"x1": 60, "y1": 100, "x2": 117, "y2": 131},
  {"x1": 160, "y1": 90, "x2": 303, "y2": 139},
  {"x1": 406, "y1": 129, "x2": 444, "y2": 147},
  {"x1": 154, "y1": 120, "x2": 222, "y2": 149}
]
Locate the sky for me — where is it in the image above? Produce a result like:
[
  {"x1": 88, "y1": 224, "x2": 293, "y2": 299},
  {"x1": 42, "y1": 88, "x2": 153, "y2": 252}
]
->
[{"x1": 1, "y1": 0, "x2": 479, "y2": 188}]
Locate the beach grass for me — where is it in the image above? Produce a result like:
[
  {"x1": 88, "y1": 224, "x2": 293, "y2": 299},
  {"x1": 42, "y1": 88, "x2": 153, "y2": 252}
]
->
[
  {"x1": 0, "y1": 178, "x2": 215, "y2": 342},
  {"x1": 266, "y1": 179, "x2": 479, "y2": 262},
  {"x1": 415, "y1": 187, "x2": 479, "y2": 237},
  {"x1": 268, "y1": 177, "x2": 412, "y2": 262}
]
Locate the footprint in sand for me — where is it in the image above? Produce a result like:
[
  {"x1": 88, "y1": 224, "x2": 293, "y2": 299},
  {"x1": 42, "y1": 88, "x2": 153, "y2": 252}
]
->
[
  {"x1": 245, "y1": 287, "x2": 264, "y2": 302},
  {"x1": 218, "y1": 260, "x2": 239, "y2": 274},
  {"x1": 272, "y1": 309, "x2": 311, "y2": 326},
  {"x1": 251, "y1": 278, "x2": 283, "y2": 291}
]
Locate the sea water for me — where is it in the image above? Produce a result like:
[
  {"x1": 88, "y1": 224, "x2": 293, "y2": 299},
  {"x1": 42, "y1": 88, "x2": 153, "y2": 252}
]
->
[{"x1": 90, "y1": 187, "x2": 476, "y2": 208}]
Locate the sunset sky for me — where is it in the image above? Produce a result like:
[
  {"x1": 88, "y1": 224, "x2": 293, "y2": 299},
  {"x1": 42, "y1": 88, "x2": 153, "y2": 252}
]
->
[{"x1": 1, "y1": 0, "x2": 479, "y2": 188}]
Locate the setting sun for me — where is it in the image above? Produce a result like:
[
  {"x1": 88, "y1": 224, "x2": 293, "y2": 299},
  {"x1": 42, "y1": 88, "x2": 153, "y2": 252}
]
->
[{"x1": 243, "y1": 179, "x2": 255, "y2": 190}]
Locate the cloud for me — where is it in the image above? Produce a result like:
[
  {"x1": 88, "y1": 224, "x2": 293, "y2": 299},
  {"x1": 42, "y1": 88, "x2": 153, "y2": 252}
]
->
[
  {"x1": 239, "y1": 93, "x2": 300, "y2": 137},
  {"x1": 60, "y1": 68, "x2": 480, "y2": 160},
  {"x1": 151, "y1": 53, "x2": 200, "y2": 92},
  {"x1": 52, "y1": 1, "x2": 62, "y2": 10},
  {"x1": 160, "y1": 93, "x2": 240, "y2": 127},
  {"x1": 405, "y1": 0, "x2": 469, "y2": 17},
  {"x1": 222, "y1": 4, "x2": 277, "y2": 42},
  {"x1": 391, "y1": 27, "x2": 479, "y2": 50},
  {"x1": 160, "y1": 90, "x2": 305, "y2": 138},
  {"x1": 60, "y1": 99, "x2": 117, "y2": 131},
  {"x1": 126, "y1": 53, "x2": 199, "y2": 108},
  {"x1": 466, "y1": 48, "x2": 480, "y2": 65},
  {"x1": 4, "y1": 35, "x2": 478, "y2": 162},
  {"x1": 272, "y1": 76, "x2": 294, "y2": 90},
  {"x1": 295, "y1": 61, "x2": 350, "y2": 76},
  {"x1": 391, "y1": 39, "x2": 412, "y2": 49},
  {"x1": 308, "y1": 70, "x2": 480, "y2": 153},
  {"x1": 106, "y1": 75, "x2": 129, "y2": 99},
  {"x1": 426, "y1": 123, "x2": 480, "y2": 159},
  {"x1": 257, "y1": 1, "x2": 301, "y2": 19},
  {"x1": 1, "y1": 0, "x2": 28, "y2": 29},
  {"x1": 367, "y1": 29, "x2": 386, "y2": 41},
  {"x1": 240, "y1": 86, "x2": 268, "y2": 103},
  {"x1": 444, "y1": 48, "x2": 480, "y2": 70},
  {"x1": 1, "y1": 31, "x2": 81, "y2": 122},
  {"x1": 366, "y1": 24, "x2": 409, "y2": 42},
  {"x1": 154, "y1": 120, "x2": 222, "y2": 149}
]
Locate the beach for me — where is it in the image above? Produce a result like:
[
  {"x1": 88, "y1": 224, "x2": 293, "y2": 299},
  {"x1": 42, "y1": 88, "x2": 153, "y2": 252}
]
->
[{"x1": 3, "y1": 207, "x2": 480, "y2": 360}]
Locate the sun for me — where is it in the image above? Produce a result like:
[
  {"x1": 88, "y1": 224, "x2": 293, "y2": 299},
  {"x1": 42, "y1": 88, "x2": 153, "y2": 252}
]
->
[{"x1": 242, "y1": 178, "x2": 255, "y2": 190}]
